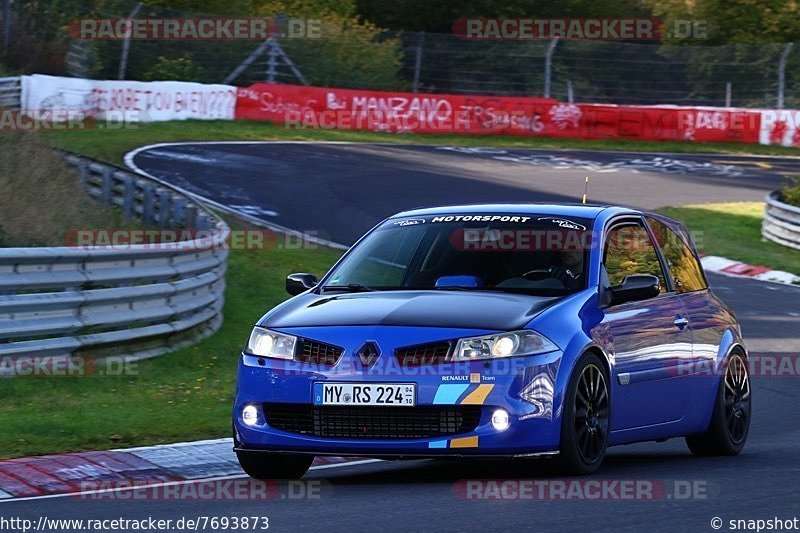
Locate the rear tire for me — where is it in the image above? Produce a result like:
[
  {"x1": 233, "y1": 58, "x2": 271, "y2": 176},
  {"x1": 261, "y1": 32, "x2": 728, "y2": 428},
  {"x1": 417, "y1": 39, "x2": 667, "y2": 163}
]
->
[
  {"x1": 556, "y1": 352, "x2": 610, "y2": 475},
  {"x1": 686, "y1": 351, "x2": 751, "y2": 456},
  {"x1": 236, "y1": 451, "x2": 314, "y2": 480}
]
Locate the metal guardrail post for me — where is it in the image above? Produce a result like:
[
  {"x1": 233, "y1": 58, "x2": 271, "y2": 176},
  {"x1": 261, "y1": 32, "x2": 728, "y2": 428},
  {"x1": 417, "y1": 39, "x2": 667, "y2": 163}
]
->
[
  {"x1": 117, "y1": 2, "x2": 144, "y2": 80},
  {"x1": 266, "y1": 40, "x2": 279, "y2": 83},
  {"x1": 76, "y1": 160, "x2": 89, "y2": 182},
  {"x1": 412, "y1": 32, "x2": 425, "y2": 93},
  {"x1": 172, "y1": 197, "x2": 187, "y2": 227},
  {"x1": 122, "y1": 174, "x2": 135, "y2": 219},
  {"x1": 101, "y1": 168, "x2": 113, "y2": 204},
  {"x1": 778, "y1": 43, "x2": 794, "y2": 109},
  {"x1": 158, "y1": 191, "x2": 171, "y2": 227},
  {"x1": 544, "y1": 38, "x2": 559, "y2": 99},
  {"x1": 143, "y1": 183, "x2": 155, "y2": 224},
  {"x1": 184, "y1": 205, "x2": 198, "y2": 228}
]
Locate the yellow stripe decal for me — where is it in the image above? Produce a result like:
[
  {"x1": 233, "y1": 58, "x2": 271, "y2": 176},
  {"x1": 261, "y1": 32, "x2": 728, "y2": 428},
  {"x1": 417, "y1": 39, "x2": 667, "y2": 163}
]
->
[
  {"x1": 449, "y1": 436, "x2": 479, "y2": 448},
  {"x1": 460, "y1": 384, "x2": 494, "y2": 405}
]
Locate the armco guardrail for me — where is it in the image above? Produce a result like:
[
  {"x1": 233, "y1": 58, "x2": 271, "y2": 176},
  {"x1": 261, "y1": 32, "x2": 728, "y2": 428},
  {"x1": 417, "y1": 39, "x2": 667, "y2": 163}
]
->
[
  {"x1": 762, "y1": 191, "x2": 800, "y2": 250},
  {"x1": 0, "y1": 76, "x2": 21, "y2": 109},
  {"x1": 0, "y1": 154, "x2": 229, "y2": 361}
]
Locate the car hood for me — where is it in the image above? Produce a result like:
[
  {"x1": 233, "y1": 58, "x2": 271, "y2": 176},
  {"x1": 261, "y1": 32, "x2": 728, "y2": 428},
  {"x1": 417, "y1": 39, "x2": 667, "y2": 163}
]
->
[{"x1": 260, "y1": 291, "x2": 562, "y2": 331}]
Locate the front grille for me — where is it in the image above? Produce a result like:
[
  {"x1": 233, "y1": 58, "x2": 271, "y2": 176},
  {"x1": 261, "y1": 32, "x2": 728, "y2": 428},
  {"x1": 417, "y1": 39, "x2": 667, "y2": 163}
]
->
[
  {"x1": 263, "y1": 403, "x2": 482, "y2": 439},
  {"x1": 295, "y1": 339, "x2": 344, "y2": 366},
  {"x1": 395, "y1": 341, "x2": 452, "y2": 367}
]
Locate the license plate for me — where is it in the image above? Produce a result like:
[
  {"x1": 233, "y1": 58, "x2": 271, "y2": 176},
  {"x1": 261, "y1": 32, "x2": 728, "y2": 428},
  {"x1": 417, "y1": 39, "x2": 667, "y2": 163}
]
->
[{"x1": 313, "y1": 383, "x2": 416, "y2": 407}]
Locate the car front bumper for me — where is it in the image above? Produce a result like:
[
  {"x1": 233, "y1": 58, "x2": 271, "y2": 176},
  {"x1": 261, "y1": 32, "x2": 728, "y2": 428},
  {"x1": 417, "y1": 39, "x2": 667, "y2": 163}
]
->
[{"x1": 233, "y1": 326, "x2": 564, "y2": 457}]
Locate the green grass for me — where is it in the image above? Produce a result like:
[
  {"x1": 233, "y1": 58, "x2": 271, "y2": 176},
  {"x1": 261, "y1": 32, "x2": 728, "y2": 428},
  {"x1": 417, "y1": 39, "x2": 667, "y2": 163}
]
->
[
  {"x1": 0, "y1": 218, "x2": 343, "y2": 459},
  {"x1": 657, "y1": 202, "x2": 800, "y2": 276},
  {"x1": 0, "y1": 133, "x2": 141, "y2": 247},
  {"x1": 44, "y1": 119, "x2": 800, "y2": 165},
  {"x1": 781, "y1": 178, "x2": 800, "y2": 207}
]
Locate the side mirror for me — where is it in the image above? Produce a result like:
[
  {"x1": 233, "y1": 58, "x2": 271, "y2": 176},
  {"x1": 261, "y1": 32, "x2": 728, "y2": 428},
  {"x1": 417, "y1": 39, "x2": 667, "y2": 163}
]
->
[
  {"x1": 286, "y1": 273, "x2": 318, "y2": 296},
  {"x1": 607, "y1": 274, "x2": 660, "y2": 306}
]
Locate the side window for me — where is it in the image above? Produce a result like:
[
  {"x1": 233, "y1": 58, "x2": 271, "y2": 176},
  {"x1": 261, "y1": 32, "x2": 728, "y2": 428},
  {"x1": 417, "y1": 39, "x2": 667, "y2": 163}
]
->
[
  {"x1": 603, "y1": 222, "x2": 667, "y2": 293},
  {"x1": 646, "y1": 217, "x2": 708, "y2": 293}
]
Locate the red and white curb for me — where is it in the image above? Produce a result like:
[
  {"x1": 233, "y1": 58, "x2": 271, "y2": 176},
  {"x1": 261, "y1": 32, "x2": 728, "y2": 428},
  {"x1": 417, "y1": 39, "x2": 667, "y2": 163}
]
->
[
  {"x1": 700, "y1": 256, "x2": 800, "y2": 285},
  {"x1": 0, "y1": 439, "x2": 366, "y2": 501}
]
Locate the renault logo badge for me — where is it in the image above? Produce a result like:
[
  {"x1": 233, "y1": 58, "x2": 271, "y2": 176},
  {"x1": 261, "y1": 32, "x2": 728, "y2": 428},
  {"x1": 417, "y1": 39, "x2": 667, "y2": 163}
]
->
[{"x1": 356, "y1": 341, "x2": 380, "y2": 368}]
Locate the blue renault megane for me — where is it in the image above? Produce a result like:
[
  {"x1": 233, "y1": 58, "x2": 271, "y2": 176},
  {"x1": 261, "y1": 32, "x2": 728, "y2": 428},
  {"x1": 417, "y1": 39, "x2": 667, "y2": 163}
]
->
[{"x1": 233, "y1": 204, "x2": 750, "y2": 477}]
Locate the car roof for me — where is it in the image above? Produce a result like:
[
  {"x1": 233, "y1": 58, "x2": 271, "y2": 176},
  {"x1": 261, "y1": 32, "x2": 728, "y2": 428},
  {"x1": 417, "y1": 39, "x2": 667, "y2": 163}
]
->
[{"x1": 391, "y1": 203, "x2": 619, "y2": 220}]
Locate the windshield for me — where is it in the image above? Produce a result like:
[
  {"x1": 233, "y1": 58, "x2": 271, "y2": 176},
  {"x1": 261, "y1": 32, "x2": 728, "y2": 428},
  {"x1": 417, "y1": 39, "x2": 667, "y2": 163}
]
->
[{"x1": 323, "y1": 213, "x2": 594, "y2": 296}]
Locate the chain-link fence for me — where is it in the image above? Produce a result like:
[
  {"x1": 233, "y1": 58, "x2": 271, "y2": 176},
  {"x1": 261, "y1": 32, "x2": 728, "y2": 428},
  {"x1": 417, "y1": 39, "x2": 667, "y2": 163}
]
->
[{"x1": 2, "y1": 0, "x2": 798, "y2": 108}]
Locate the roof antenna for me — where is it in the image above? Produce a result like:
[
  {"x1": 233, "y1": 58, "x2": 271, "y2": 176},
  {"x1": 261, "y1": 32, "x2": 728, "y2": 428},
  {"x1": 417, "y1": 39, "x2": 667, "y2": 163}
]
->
[{"x1": 581, "y1": 176, "x2": 590, "y2": 204}]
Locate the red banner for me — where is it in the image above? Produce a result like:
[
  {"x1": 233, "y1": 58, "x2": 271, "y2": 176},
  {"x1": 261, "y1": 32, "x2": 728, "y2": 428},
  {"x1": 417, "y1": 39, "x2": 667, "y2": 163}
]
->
[
  {"x1": 235, "y1": 83, "x2": 762, "y2": 144},
  {"x1": 236, "y1": 83, "x2": 558, "y2": 135},
  {"x1": 575, "y1": 105, "x2": 761, "y2": 144},
  {"x1": 759, "y1": 109, "x2": 800, "y2": 147}
]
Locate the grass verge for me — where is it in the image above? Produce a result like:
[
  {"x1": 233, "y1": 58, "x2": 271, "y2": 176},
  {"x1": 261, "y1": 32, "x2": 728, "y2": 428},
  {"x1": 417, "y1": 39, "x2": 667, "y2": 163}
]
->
[
  {"x1": 657, "y1": 202, "x2": 800, "y2": 276},
  {"x1": 43, "y1": 119, "x2": 800, "y2": 164},
  {"x1": 0, "y1": 133, "x2": 134, "y2": 246}
]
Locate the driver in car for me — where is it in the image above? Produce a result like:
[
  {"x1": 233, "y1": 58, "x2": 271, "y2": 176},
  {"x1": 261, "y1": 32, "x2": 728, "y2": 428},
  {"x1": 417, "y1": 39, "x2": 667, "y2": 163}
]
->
[
  {"x1": 492, "y1": 248, "x2": 584, "y2": 291},
  {"x1": 551, "y1": 249, "x2": 583, "y2": 290}
]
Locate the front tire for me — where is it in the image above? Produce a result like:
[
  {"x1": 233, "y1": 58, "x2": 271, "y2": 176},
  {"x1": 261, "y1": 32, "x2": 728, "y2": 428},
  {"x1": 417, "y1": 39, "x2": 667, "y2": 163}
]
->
[
  {"x1": 686, "y1": 351, "x2": 751, "y2": 456},
  {"x1": 236, "y1": 451, "x2": 314, "y2": 480},
  {"x1": 556, "y1": 352, "x2": 610, "y2": 475}
]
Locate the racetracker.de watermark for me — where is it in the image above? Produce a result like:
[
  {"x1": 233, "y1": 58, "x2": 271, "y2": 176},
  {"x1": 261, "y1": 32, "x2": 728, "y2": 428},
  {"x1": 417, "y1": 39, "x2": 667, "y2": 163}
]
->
[
  {"x1": 669, "y1": 354, "x2": 800, "y2": 378},
  {"x1": 250, "y1": 356, "x2": 553, "y2": 379},
  {"x1": 0, "y1": 355, "x2": 138, "y2": 378},
  {"x1": 75, "y1": 479, "x2": 329, "y2": 501},
  {"x1": 68, "y1": 17, "x2": 322, "y2": 40},
  {"x1": 0, "y1": 110, "x2": 141, "y2": 131},
  {"x1": 64, "y1": 229, "x2": 321, "y2": 251},
  {"x1": 454, "y1": 478, "x2": 716, "y2": 501},
  {"x1": 283, "y1": 107, "x2": 548, "y2": 133},
  {"x1": 452, "y1": 18, "x2": 713, "y2": 40},
  {"x1": 448, "y1": 227, "x2": 705, "y2": 253}
]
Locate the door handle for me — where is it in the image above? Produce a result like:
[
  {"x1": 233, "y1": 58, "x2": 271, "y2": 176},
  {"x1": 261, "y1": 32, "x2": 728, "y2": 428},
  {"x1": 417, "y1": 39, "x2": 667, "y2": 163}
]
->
[{"x1": 674, "y1": 316, "x2": 689, "y2": 329}]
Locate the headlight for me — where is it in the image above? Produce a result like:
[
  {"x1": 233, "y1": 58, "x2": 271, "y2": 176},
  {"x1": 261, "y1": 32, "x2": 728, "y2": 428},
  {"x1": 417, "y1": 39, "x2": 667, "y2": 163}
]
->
[
  {"x1": 452, "y1": 330, "x2": 557, "y2": 361},
  {"x1": 245, "y1": 327, "x2": 297, "y2": 359}
]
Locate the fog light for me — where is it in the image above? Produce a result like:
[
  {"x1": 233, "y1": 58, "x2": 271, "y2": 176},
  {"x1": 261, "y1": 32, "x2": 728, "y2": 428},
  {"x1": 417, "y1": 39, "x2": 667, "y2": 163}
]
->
[
  {"x1": 491, "y1": 409, "x2": 510, "y2": 431},
  {"x1": 242, "y1": 404, "x2": 259, "y2": 426}
]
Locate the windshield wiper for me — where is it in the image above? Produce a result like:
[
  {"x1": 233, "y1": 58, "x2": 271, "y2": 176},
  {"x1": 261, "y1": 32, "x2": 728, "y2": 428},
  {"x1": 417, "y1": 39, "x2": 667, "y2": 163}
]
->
[{"x1": 320, "y1": 283, "x2": 376, "y2": 293}]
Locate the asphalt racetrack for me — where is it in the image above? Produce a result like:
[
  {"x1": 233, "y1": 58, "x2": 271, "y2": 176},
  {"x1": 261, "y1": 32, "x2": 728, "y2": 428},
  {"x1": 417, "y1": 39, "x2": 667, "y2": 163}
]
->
[
  {"x1": 7, "y1": 142, "x2": 799, "y2": 532},
  {"x1": 126, "y1": 142, "x2": 794, "y2": 245}
]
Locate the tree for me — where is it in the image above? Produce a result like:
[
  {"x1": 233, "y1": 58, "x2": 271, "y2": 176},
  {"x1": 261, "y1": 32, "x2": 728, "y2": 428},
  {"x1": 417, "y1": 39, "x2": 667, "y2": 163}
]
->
[{"x1": 354, "y1": 0, "x2": 653, "y2": 33}]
